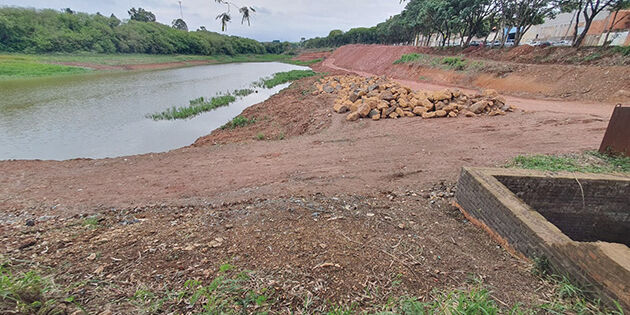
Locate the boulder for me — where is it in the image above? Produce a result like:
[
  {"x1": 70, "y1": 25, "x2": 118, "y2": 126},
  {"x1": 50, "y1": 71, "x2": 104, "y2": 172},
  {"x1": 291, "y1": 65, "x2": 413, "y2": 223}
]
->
[
  {"x1": 358, "y1": 104, "x2": 371, "y2": 117},
  {"x1": 470, "y1": 101, "x2": 487, "y2": 114},
  {"x1": 422, "y1": 111, "x2": 437, "y2": 119},
  {"x1": 349, "y1": 92, "x2": 360, "y2": 103},
  {"x1": 381, "y1": 91, "x2": 395, "y2": 101},
  {"x1": 395, "y1": 107, "x2": 404, "y2": 116},
  {"x1": 435, "y1": 110, "x2": 448, "y2": 117},
  {"x1": 448, "y1": 111, "x2": 458, "y2": 118},
  {"x1": 413, "y1": 106, "x2": 428, "y2": 115},
  {"x1": 388, "y1": 112, "x2": 399, "y2": 119},
  {"x1": 384, "y1": 106, "x2": 398, "y2": 117},
  {"x1": 323, "y1": 85, "x2": 335, "y2": 93},
  {"x1": 333, "y1": 102, "x2": 349, "y2": 113},
  {"x1": 377, "y1": 102, "x2": 389, "y2": 110},
  {"x1": 368, "y1": 109, "x2": 380, "y2": 118},
  {"x1": 432, "y1": 90, "x2": 452, "y2": 102},
  {"x1": 346, "y1": 111, "x2": 360, "y2": 121},
  {"x1": 371, "y1": 113, "x2": 381, "y2": 120}
]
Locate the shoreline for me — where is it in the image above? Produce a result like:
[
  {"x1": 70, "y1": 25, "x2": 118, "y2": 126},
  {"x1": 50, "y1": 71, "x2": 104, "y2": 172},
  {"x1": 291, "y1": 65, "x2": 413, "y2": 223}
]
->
[{"x1": 0, "y1": 53, "x2": 314, "y2": 81}]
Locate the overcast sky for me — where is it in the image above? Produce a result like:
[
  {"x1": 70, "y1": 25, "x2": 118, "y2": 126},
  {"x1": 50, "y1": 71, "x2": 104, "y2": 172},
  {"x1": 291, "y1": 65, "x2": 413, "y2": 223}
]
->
[{"x1": 2, "y1": 0, "x2": 406, "y2": 42}]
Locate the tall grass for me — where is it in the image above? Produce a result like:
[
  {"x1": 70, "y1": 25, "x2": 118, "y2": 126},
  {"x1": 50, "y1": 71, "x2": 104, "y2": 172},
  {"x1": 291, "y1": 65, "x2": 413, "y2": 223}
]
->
[
  {"x1": 148, "y1": 94, "x2": 237, "y2": 120},
  {"x1": 257, "y1": 70, "x2": 317, "y2": 88}
]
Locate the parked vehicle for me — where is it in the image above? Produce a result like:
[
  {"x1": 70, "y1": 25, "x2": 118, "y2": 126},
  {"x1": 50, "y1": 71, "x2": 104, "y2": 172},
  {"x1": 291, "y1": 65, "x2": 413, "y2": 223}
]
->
[
  {"x1": 469, "y1": 41, "x2": 481, "y2": 46},
  {"x1": 552, "y1": 40, "x2": 572, "y2": 46}
]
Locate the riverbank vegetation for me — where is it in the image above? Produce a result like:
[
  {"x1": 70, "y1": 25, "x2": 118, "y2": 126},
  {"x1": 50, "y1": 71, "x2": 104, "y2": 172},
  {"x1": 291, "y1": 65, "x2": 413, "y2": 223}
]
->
[
  {"x1": 0, "y1": 7, "x2": 295, "y2": 55},
  {"x1": 257, "y1": 70, "x2": 317, "y2": 88},
  {"x1": 148, "y1": 95, "x2": 237, "y2": 120},
  {"x1": 0, "y1": 55, "x2": 89, "y2": 78},
  {"x1": 148, "y1": 70, "x2": 318, "y2": 120}
]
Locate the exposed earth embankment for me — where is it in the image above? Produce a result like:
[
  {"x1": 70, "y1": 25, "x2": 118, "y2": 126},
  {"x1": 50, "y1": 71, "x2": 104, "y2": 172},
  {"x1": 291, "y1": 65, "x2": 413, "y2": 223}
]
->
[{"x1": 314, "y1": 44, "x2": 630, "y2": 103}]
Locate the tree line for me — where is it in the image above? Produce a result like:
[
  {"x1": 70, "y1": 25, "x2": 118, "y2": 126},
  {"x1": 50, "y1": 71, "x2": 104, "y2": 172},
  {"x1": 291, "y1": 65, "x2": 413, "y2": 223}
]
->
[
  {"x1": 0, "y1": 7, "x2": 292, "y2": 55},
  {"x1": 304, "y1": 0, "x2": 629, "y2": 48}
]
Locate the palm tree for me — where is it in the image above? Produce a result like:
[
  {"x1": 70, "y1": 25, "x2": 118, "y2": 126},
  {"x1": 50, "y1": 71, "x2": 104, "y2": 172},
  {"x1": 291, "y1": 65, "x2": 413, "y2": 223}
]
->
[
  {"x1": 239, "y1": 6, "x2": 256, "y2": 26},
  {"x1": 214, "y1": 0, "x2": 255, "y2": 31},
  {"x1": 216, "y1": 12, "x2": 231, "y2": 31}
]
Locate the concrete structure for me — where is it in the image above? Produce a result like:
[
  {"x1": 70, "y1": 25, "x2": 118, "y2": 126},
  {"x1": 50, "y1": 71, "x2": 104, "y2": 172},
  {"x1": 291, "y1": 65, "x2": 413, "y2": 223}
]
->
[
  {"x1": 523, "y1": 9, "x2": 630, "y2": 46},
  {"x1": 418, "y1": 8, "x2": 630, "y2": 47},
  {"x1": 455, "y1": 167, "x2": 630, "y2": 311}
]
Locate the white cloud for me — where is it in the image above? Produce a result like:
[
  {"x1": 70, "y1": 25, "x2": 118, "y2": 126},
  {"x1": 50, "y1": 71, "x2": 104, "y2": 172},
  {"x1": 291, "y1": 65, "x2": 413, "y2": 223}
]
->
[{"x1": 2, "y1": 0, "x2": 405, "y2": 41}]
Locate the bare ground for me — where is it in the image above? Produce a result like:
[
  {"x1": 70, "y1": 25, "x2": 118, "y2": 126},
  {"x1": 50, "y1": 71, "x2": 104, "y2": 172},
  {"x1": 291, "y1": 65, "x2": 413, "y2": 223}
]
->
[{"x1": 1, "y1": 45, "x2": 626, "y2": 313}]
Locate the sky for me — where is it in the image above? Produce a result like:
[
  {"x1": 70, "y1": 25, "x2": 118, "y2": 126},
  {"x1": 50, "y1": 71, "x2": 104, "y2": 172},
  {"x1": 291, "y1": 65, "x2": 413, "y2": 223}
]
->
[{"x1": 1, "y1": 0, "x2": 407, "y2": 42}]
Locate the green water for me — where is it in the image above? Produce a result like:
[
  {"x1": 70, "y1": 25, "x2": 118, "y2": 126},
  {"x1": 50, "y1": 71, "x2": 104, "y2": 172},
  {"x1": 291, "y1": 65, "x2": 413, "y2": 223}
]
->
[{"x1": 0, "y1": 62, "x2": 307, "y2": 160}]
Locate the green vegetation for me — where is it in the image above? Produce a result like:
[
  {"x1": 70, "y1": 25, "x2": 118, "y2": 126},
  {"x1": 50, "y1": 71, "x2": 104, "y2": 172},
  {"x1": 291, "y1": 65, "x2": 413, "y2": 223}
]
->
[
  {"x1": 395, "y1": 53, "x2": 477, "y2": 72},
  {"x1": 0, "y1": 262, "x2": 81, "y2": 314},
  {"x1": 507, "y1": 151, "x2": 630, "y2": 174},
  {"x1": 285, "y1": 58, "x2": 323, "y2": 66},
  {"x1": 148, "y1": 95, "x2": 237, "y2": 120},
  {"x1": 232, "y1": 88, "x2": 255, "y2": 97},
  {"x1": 130, "y1": 263, "x2": 271, "y2": 314},
  {"x1": 393, "y1": 53, "x2": 425, "y2": 64},
  {"x1": 0, "y1": 55, "x2": 89, "y2": 78},
  {"x1": 82, "y1": 216, "x2": 101, "y2": 229},
  {"x1": 257, "y1": 70, "x2": 317, "y2": 89},
  {"x1": 0, "y1": 7, "x2": 297, "y2": 56},
  {"x1": 256, "y1": 133, "x2": 265, "y2": 140},
  {"x1": 440, "y1": 56, "x2": 468, "y2": 71},
  {"x1": 221, "y1": 116, "x2": 256, "y2": 129}
]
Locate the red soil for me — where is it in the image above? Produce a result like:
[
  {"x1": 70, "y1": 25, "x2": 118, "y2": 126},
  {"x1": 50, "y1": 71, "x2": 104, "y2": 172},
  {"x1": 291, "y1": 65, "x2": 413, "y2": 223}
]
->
[{"x1": 313, "y1": 44, "x2": 630, "y2": 103}]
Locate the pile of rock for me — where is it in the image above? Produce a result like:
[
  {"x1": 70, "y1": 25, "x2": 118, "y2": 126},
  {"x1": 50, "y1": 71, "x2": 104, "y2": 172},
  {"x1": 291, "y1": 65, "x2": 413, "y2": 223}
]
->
[{"x1": 315, "y1": 75, "x2": 514, "y2": 121}]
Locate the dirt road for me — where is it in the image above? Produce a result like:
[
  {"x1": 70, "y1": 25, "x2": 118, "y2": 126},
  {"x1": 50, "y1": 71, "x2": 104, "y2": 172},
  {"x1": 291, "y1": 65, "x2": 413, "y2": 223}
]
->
[{"x1": 0, "y1": 74, "x2": 612, "y2": 219}]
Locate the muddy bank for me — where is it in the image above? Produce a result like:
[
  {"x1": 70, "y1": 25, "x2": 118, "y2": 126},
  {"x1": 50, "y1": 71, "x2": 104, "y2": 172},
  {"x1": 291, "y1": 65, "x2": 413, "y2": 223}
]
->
[
  {"x1": 314, "y1": 44, "x2": 630, "y2": 103},
  {"x1": 57, "y1": 59, "x2": 218, "y2": 71}
]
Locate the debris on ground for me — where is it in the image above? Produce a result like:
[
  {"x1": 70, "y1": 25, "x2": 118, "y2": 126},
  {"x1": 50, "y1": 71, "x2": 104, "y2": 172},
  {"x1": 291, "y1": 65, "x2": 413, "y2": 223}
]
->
[{"x1": 315, "y1": 75, "x2": 515, "y2": 121}]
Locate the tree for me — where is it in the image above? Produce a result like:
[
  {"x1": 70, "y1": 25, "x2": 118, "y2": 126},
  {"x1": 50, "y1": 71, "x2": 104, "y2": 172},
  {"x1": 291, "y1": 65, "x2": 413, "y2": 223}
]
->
[
  {"x1": 172, "y1": 18, "x2": 188, "y2": 31},
  {"x1": 503, "y1": 0, "x2": 558, "y2": 46},
  {"x1": 214, "y1": 0, "x2": 255, "y2": 31},
  {"x1": 602, "y1": 0, "x2": 630, "y2": 45},
  {"x1": 128, "y1": 7, "x2": 156, "y2": 22},
  {"x1": 560, "y1": 0, "x2": 620, "y2": 47}
]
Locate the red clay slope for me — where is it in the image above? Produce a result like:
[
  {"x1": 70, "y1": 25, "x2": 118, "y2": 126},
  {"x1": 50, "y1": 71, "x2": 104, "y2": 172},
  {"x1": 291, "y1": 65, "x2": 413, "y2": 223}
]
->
[
  {"x1": 320, "y1": 44, "x2": 630, "y2": 103},
  {"x1": 326, "y1": 44, "x2": 420, "y2": 74}
]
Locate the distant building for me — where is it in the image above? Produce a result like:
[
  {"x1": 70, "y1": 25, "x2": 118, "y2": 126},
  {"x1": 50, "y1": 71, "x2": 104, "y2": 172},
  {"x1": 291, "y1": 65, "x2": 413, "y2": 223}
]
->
[
  {"x1": 419, "y1": 9, "x2": 630, "y2": 47},
  {"x1": 522, "y1": 9, "x2": 630, "y2": 46}
]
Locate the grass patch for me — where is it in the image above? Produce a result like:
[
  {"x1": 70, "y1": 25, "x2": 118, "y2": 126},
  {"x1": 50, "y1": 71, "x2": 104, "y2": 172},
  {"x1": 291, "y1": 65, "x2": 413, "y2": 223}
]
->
[
  {"x1": 257, "y1": 70, "x2": 317, "y2": 89},
  {"x1": 256, "y1": 133, "x2": 265, "y2": 140},
  {"x1": 507, "y1": 151, "x2": 630, "y2": 173},
  {"x1": 129, "y1": 263, "x2": 272, "y2": 314},
  {"x1": 394, "y1": 53, "x2": 471, "y2": 71},
  {"x1": 393, "y1": 53, "x2": 426, "y2": 64},
  {"x1": 0, "y1": 262, "x2": 82, "y2": 314},
  {"x1": 285, "y1": 58, "x2": 323, "y2": 66},
  {"x1": 439, "y1": 56, "x2": 468, "y2": 71},
  {"x1": 583, "y1": 52, "x2": 603, "y2": 62},
  {"x1": 221, "y1": 116, "x2": 256, "y2": 130},
  {"x1": 0, "y1": 55, "x2": 89, "y2": 79},
  {"x1": 148, "y1": 95, "x2": 237, "y2": 120},
  {"x1": 82, "y1": 216, "x2": 101, "y2": 229}
]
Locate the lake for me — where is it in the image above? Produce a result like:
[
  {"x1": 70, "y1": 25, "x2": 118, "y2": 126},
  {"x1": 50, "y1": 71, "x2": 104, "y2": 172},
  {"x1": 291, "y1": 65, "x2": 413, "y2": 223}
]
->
[{"x1": 0, "y1": 62, "x2": 308, "y2": 160}]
